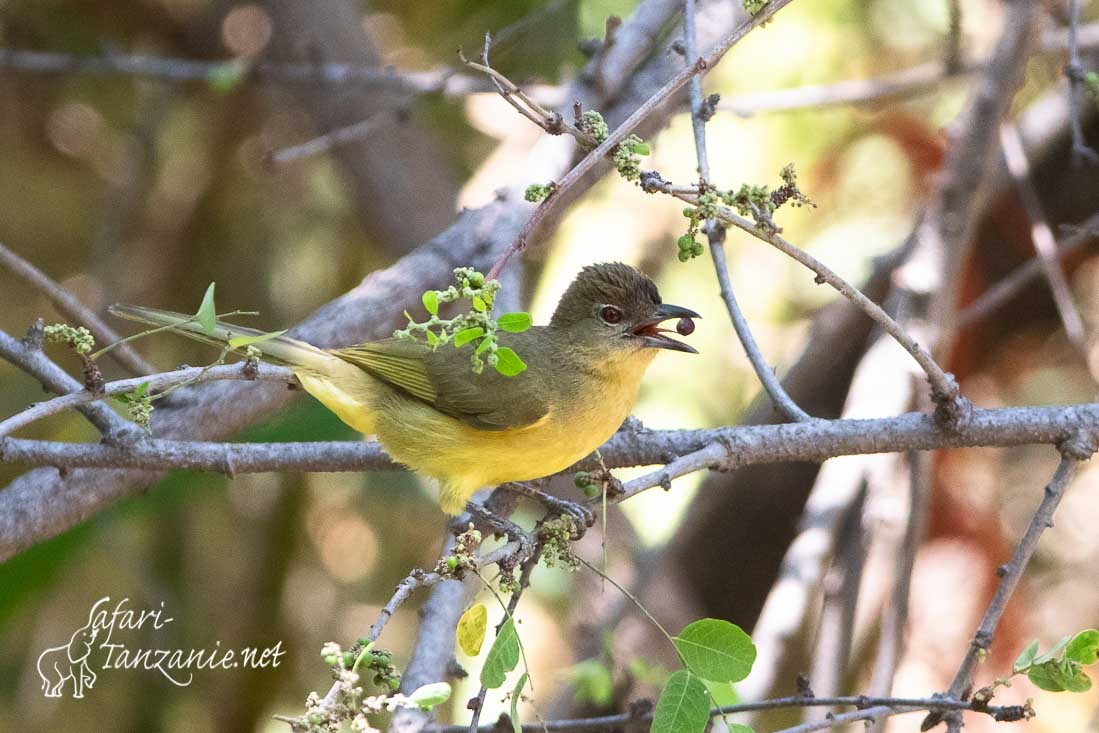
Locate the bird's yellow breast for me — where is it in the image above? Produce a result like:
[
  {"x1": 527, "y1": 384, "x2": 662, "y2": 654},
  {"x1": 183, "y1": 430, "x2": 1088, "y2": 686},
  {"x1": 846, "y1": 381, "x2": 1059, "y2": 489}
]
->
[{"x1": 374, "y1": 349, "x2": 656, "y2": 513}]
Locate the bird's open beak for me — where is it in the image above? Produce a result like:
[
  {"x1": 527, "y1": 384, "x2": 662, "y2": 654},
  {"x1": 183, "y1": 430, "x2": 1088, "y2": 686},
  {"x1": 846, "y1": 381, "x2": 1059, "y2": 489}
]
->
[{"x1": 632, "y1": 303, "x2": 700, "y2": 353}]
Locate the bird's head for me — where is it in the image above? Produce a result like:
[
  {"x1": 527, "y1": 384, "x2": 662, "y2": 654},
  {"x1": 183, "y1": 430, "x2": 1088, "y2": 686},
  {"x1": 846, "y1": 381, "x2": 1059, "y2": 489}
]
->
[{"x1": 549, "y1": 262, "x2": 699, "y2": 356}]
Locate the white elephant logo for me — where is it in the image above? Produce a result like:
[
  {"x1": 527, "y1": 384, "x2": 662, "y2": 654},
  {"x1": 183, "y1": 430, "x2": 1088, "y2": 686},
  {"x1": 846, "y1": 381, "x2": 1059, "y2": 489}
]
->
[{"x1": 37, "y1": 618, "x2": 99, "y2": 698}]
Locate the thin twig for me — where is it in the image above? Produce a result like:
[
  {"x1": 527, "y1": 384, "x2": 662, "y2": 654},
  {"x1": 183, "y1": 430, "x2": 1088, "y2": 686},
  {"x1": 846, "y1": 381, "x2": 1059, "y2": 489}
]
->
[
  {"x1": 484, "y1": 0, "x2": 797, "y2": 280},
  {"x1": 776, "y1": 704, "x2": 909, "y2": 733},
  {"x1": 0, "y1": 329, "x2": 132, "y2": 438},
  {"x1": 957, "y1": 211, "x2": 1099, "y2": 328},
  {"x1": 683, "y1": 0, "x2": 810, "y2": 422},
  {"x1": 1067, "y1": 0, "x2": 1099, "y2": 165},
  {"x1": 663, "y1": 190, "x2": 963, "y2": 418},
  {"x1": 0, "y1": 361, "x2": 294, "y2": 438},
  {"x1": 934, "y1": 441, "x2": 1094, "y2": 730},
  {"x1": 998, "y1": 123, "x2": 1087, "y2": 347},
  {"x1": 0, "y1": 47, "x2": 497, "y2": 98},
  {"x1": 267, "y1": 108, "x2": 401, "y2": 166},
  {"x1": 0, "y1": 243, "x2": 155, "y2": 375},
  {"x1": 428, "y1": 694, "x2": 1009, "y2": 732},
  {"x1": 866, "y1": 451, "x2": 931, "y2": 721},
  {"x1": 945, "y1": 0, "x2": 963, "y2": 72}
]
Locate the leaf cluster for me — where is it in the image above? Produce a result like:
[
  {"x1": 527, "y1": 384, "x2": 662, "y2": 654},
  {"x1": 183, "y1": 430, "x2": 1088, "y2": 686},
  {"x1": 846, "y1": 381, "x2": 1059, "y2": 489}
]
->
[{"x1": 394, "y1": 267, "x2": 532, "y2": 376}]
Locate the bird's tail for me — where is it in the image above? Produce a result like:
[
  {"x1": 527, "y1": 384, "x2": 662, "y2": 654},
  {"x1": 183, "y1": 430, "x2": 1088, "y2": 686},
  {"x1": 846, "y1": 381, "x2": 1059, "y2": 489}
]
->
[{"x1": 108, "y1": 303, "x2": 334, "y2": 373}]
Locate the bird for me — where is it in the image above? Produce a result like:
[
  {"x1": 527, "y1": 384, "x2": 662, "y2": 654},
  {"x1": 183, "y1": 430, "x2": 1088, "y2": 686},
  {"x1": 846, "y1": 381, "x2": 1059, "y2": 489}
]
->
[{"x1": 110, "y1": 262, "x2": 699, "y2": 515}]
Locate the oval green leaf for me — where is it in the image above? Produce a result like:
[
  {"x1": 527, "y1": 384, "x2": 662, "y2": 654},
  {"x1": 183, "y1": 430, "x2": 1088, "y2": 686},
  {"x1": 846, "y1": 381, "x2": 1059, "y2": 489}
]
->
[
  {"x1": 195, "y1": 283, "x2": 217, "y2": 336},
  {"x1": 1066, "y1": 630, "x2": 1099, "y2": 665},
  {"x1": 228, "y1": 329, "x2": 287, "y2": 349},
  {"x1": 1014, "y1": 639, "x2": 1040, "y2": 672},
  {"x1": 422, "y1": 290, "x2": 440, "y2": 316},
  {"x1": 472, "y1": 295, "x2": 487, "y2": 312},
  {"x1": 652, "y1": 670, "x2": 710, "y2": 733},
  {"x1": 409, "y1": 682, "x2": 451, "y2": 710},
  {"x1": 494, "y1": 347, "x2": 527, "y2": 377},
  {"x1": 497, "y1": 312, "x2": 533, "y2": 333},
  {"x1": 457, "y1": 603, "x2": 488, "y2": 657},
  {"x1": 673, "y1": 619, "x2": 756, "y2": 683},
  {"x1": 480, "y1": 616, "x2": 520, "y2": 689},
  {"x1": 454, "y1": 327, "x2": 485, "y2": 348}
]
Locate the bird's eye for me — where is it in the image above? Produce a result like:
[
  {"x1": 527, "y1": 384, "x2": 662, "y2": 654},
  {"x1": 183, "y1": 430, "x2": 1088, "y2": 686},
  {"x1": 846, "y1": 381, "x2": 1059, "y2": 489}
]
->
[{"x1": 600, "y1": 305, "x2": 623, "y2": 324}]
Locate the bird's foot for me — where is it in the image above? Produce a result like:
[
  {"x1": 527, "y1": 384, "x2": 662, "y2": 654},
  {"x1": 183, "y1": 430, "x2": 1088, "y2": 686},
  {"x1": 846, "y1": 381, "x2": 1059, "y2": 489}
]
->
[
  {"x1": 460, "y1": 502, "x2": 536, "y2": 562},
  {"x1": 503, "y1": 482, "x2": 595, "y2": 535},
  {"x1": 461, "y1": 502, "x2": 525, "y2": 540}
]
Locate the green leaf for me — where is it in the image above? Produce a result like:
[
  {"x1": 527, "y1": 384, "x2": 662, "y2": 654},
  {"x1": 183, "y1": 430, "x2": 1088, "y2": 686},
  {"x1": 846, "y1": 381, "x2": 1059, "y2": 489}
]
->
[
  {"x1": 426, "y1": 330, "x2": 439, "y2": 347},
  {"x1": 673, "y1": 619, "x2": 756, "y2": 683},
  {"x1": 228, "y1": 329, "x2": 287, "y2": 349},
  {"x1": 1027, "y1": 664, "x2": 1064, "y2": 692},
  {"x1": 510, "y1": 672, "x2": 528, "y2": 733},
  {"x1": 422, "y1": 290, "x2": 440, "y2": 316},
  {"x1": 472, "y1": 295, "x2": 487, "y2": 312},
  {"x1": 631, "y1": 142, "x2": 650, "y2": 155},
  {"x1": 408, "y1": 682, "x2": 451, "y2": 710},
  {"x1": 480, "y1": 617, "x2": 520, "y2": 689},
  {"x1": 704, "y1": 678, "x2": 739, "y2": 708},
  {"x1": 569, "y1": 659, "x2": 614, "y2": 707},
  {"x1": 497, "y1": 312, "x2": 533, "y2": 333},
  {"x1": 454, "y1": 327, "x2": 485, "y2": 348},
  {"x1": 1028, "y1": 659, "x2": 1091, "y2": 693},
  {"x1": 1014, "y1": 639, "x2": 1040, "y2": 672},
  {"x1": 1034, "y1": 635, "x2": 1072, "y2": 665},
  {"x1": 494, "y1": 347, "x2": 527, "y2": 377},
  {"x1": 729, "y1": 726, "x2": 755, "y2": 733},
  {"x1": 651, "y1": 670, "x2": 710, "y2": 733},
  {"x1": 476, "y1": 338, "x2": 494, "y2": 355},
  {"x1": 457, "y1": 603, "x2": 488, "y2": 657},
  {"x1": 1066, "y1": 630, "x2": 1099, "y2": 665},
  {"x1": 195, "y1": 283, "x2": 217, "y2": 336}
]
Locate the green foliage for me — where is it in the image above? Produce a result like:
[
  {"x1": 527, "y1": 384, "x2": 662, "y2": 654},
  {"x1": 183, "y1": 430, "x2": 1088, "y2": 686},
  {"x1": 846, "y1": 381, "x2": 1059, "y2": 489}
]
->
[
  {"x1": 612, "y1": 134, "x2": 648, "y2": 181},
  {"x1": 673, "y1": 164, "x2": 815, "y2": 260},
  {"x1": 648, "y1": 619, "x2": 758, "y2": 733},
  {"x1": 538, "y1": 515, "x2": 581, "y2": 570},
  {"x1": 481, "y1": 616, "x2": 521, "y2": 688},
  {"x1": 227, "y1": 329, "x2": 287, "y2": 349},
  {"x1": 394, "y1": 267, "x2": 532, "y2": 376},
  {"x1": 435, "y1": 525, "x2": 482, "y2": 578},
  {"x1": 497, "y1": 312, "x2": 533, "y2": 332},
  {"x1": 524, "y1": 183, "x2": 554, "y2": 202},
  {"x1": 652, "y1": 670, "x2": 711, "y2": 733},
  {"x1": 1011, "y1": 630, "x2": 1099, "y2": 693},
  {"x1": 43, "y1": 323, "x2": 95, "y2": 354},
  {"x1": 568, "y1": 659, "x2": 615, "y2": 707},
  {"x1": 492, "y1": 346, "x2": 527, "y2": 376},
  {"x1": 408, "y1": 681, "x2": 452, "y2": 710},
  {"x1": 1086, "y1": 71, "x2": 1099, "y2": 104},
  {"x1": 673, "y1": 619, "x2": 756, "y2": 683},
  {"x1": 578, "y1": 109, "x2": 609, "y2": 143},
  {"x1": 116, "y1": 381, "x2": 153, "y2": 430},
  {"x1": 195, "y1": 282, "x2": 217, "y2": 336},
  {"x1": 743, "y1": 0, "x2": 770, "y2": 15}
]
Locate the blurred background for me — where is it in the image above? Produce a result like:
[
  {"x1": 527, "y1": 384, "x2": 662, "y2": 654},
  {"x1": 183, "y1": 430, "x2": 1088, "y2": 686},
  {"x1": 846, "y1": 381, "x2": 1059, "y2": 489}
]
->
[{"x1": 1, "y1": 0, "x2": 1098, "y2": 730}]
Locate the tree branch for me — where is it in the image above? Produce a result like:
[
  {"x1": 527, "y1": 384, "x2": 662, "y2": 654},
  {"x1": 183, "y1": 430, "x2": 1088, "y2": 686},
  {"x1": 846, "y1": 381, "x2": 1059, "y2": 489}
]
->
[{"x1": 0, "y1": 243, "x2": 155, "y2": 376}]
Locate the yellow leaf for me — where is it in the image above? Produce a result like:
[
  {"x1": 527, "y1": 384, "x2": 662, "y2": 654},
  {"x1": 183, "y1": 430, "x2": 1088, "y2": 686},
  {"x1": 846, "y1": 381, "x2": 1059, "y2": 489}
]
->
[{"x1": 457, "y1": 603, "x2": 488, "y2": 657}]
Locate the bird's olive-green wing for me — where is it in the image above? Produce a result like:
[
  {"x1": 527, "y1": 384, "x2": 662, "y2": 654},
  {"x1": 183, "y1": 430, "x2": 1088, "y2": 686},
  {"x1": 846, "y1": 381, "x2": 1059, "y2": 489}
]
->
[{"x1": 334, "y1": 337, "x2": 548, "y2": 431}]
